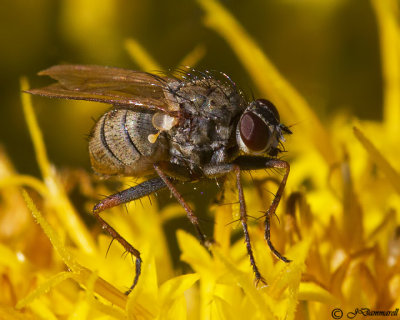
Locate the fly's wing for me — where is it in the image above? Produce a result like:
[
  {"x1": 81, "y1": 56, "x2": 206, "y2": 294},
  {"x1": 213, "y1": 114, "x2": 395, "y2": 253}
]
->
[{"x1": 27, "y1": 65, "x2": 180, "y2": 113}]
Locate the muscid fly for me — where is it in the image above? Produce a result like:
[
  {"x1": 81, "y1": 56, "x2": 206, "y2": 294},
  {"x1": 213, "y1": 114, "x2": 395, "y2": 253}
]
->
[{"x1": 28, "y1": 65, "x2": 292, "y2": 293}]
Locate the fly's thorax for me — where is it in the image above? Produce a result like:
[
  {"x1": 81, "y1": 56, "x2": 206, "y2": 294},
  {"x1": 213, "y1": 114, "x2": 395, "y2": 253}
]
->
[
  {"x1": 166, "y1": 78, "x2": 246, "y2": 172},
  {"x1": 170, "y1": 78, "x2": 245, "y2": 118},
  {"x1": 89, "y1": 108, "x2": 168, "y2": 176}
]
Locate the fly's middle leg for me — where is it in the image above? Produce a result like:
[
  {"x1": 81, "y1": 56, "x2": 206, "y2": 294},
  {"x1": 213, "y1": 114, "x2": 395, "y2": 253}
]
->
[{"x1": 153, "y1": 163, "x2": 210, "y2": 246}]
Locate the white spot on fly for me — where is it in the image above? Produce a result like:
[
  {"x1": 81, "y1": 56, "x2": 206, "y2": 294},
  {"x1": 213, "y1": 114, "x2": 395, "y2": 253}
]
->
[{"x1": 152, "y1": 112, "x2": 178, "y2": 131}]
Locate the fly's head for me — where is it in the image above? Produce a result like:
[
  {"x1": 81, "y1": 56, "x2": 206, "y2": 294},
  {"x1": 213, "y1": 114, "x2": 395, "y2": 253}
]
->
[{"x1": 236, "y1": 99, "x2": 291, "y2": 157}]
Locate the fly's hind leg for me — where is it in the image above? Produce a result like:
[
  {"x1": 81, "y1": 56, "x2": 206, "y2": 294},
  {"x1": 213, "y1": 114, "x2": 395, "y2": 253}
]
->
[
  {"x1": 93, "y1": 177, "x2": 167, "y2": 294},
  {"x1": 92, "y1": 210, "x2": 141, "y2": 295}
]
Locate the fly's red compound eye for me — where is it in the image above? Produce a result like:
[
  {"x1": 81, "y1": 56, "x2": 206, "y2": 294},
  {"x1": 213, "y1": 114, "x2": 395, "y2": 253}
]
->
[{"x1": 239, "y1": 112, "x2": 270, "y2": 152}]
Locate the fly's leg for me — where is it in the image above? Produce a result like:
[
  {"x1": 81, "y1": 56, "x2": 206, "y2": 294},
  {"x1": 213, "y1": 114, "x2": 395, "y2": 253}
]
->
[
  {"x1": 92, "y1": 210, "x2": 141, "y2": 295},
  {"x1": 92, "y1": 177, "x2": 167, "y2": 294},
  {"x1": 153, "y1": 164, "x2": 209, "y2": 246},
  {"x1": 204, "y1": 163, "x2": 264, "y2": 284},
  {"x1": 263, "y1": 159, "x2": 291, "y2": 263},
  {"x1": 233, "y1": 165, "x2": 266, "y2": 285},
  {"x1": 233, "y1": 156, "x2": 291, "y2": 263},
  {"x1": 93, "y1": 177, "x2": 166, "y2": 213}
]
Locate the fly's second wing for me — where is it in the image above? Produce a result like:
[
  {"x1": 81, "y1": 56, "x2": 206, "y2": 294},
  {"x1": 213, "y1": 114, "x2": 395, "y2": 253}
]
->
[{"x1": 27, "y1": 65, "x2": 180, "y2": 113}]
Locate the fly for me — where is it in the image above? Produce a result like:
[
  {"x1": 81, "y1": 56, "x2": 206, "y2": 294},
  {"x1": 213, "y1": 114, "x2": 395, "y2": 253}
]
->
[{"x1": 27, "y1": 65, "x2": 292, "y2": 293}]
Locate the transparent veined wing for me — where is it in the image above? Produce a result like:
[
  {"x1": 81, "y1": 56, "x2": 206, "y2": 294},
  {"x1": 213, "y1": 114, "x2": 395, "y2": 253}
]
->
[{"x1": 27, "y1": 65, "x2": 179, "y2": 113}]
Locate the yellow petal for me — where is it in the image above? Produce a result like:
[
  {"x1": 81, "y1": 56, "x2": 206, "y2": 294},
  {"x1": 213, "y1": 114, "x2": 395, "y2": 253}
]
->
[
  {"x1": 124, "y1": 38, "x2": 163, "y2": 72},
  {"x1": 298, "y1": 282, "x2": 337, "y2": 304},
  {"x1": 354, "y1": 126, "x2": 400, "y2": 194},
  {"x1": 177, "y1": 230, "x2": 213, "y2": 274},
  {"x1": 159, "y1": 274, "x2": 200, "y2": 317}
]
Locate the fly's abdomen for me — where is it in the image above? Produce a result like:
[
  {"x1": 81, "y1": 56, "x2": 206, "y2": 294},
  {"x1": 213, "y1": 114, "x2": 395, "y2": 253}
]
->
[{"x1": 89, "y1": 109, "x2": 168, "y2": 176}]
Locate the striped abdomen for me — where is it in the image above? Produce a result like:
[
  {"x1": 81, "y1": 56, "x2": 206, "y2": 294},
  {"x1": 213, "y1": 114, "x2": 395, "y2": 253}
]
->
[{"x1": 89, "y1": 108, "x2": 168, "y2": 176}]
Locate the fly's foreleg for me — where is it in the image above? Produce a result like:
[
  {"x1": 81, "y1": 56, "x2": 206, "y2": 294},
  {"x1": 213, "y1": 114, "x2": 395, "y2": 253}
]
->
[
  {"x1": 204, "y1": 163, "x2": 265, "y2": 284},
  {"x1": 262, "y1": 159, "x2": 291, "y2": 263},
  {"x1": 233, "y1": 156, "x2": 291, "y2": 263},
  {"x1": 233, "y1": 165, "x2": 266, "y2": 285}
]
